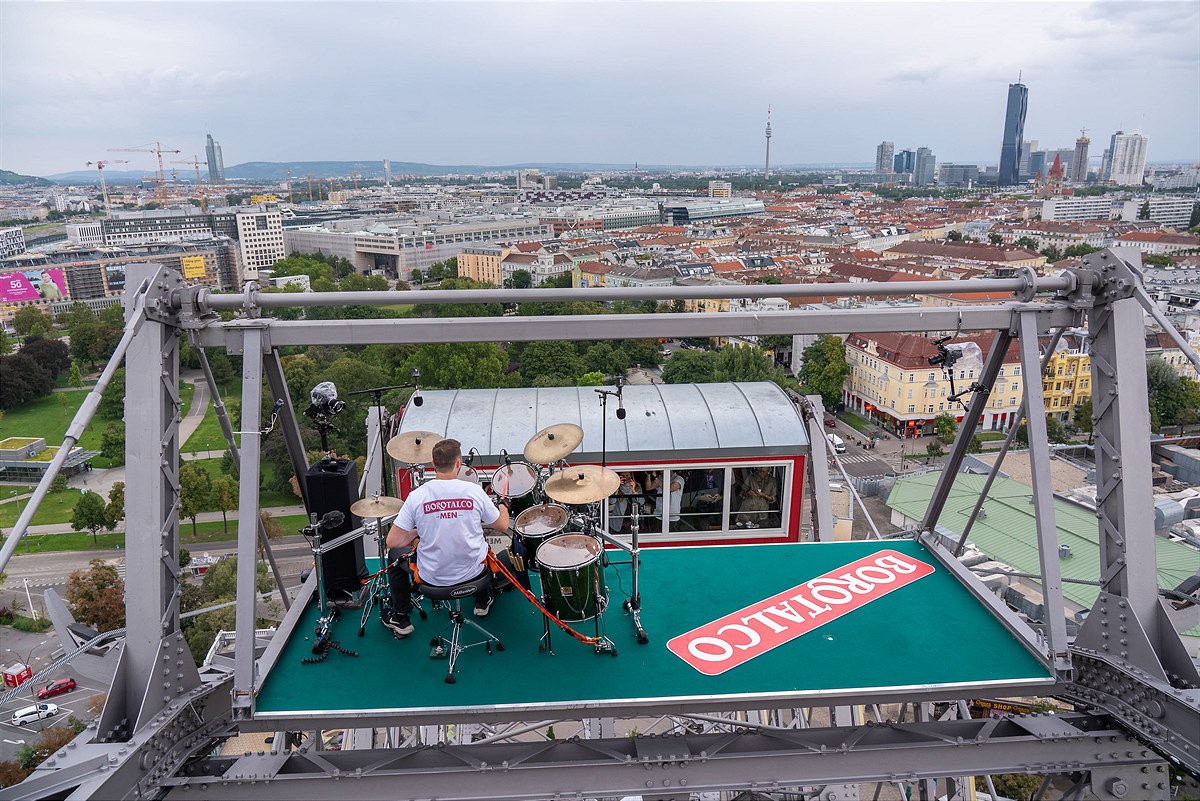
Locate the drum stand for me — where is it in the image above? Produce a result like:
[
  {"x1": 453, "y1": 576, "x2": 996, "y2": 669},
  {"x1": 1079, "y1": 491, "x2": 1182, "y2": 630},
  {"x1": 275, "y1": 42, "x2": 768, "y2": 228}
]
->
[
  {"x1": 595, "y1": 500, "x2": 649, "y2": 645},
  {"x1": 356, "y1": 518, "x2": 428, "y2": 636},
  {"x1": 304, "y1": 514, "x2": 359, "y2": 664}
]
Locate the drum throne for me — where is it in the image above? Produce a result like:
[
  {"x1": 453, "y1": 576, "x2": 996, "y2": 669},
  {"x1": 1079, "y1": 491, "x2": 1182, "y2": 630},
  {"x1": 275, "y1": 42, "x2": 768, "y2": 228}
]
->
[{"x1": 419, "y1": 573, "x2": 505, "y2": 683}]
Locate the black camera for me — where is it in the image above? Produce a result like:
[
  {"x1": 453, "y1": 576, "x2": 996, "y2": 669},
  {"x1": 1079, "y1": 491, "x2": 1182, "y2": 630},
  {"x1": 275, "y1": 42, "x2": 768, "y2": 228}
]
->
[{"x1": 308, "y1": 382, "x2": 345, "y2": 416}]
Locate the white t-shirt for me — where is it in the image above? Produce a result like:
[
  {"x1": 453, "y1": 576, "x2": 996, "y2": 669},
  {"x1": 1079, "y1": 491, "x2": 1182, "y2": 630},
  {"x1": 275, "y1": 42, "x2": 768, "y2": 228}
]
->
[{"x1": 397, "y1": 478, "x2": 500, "y2": 586}]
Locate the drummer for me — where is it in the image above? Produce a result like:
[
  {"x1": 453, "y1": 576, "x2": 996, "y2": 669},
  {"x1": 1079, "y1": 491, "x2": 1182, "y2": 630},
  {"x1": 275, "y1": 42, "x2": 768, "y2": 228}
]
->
[{"x1": 383, "y1": 438, "x2": 510, "y2": 639}]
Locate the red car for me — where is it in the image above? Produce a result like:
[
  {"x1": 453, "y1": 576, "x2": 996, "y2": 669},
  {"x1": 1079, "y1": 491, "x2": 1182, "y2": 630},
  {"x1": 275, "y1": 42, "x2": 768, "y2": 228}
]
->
[
  {"x1": 824, "y1": 419, "x2": 837, "y2": 427},
  {"x1": 36, "y1": 678, "x2": 76, "y2": 699}
]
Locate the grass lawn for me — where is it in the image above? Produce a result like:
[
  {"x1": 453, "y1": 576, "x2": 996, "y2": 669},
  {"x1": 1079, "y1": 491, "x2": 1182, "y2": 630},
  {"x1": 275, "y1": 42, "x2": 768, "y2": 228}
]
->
[
  {"x1": 838, "y1": 411, "x2": 874, "y2": 434},
  {"x1": 974, "y1": 431, "x2": 1007, "y2": 442},
  {"x1": 0, "y1": 384, "x2": 194, "y2": 469},
  {"x1": 9, "y1": 514, "x2": 310, "y2": 554},
  {"x1": 0, "y1": 489, "x2": 94, "y2": 527},
  {"x1": 183, "y1": 383, "x2": 240, "y2": 453},
  {"x1": 188, "y1": 457, "x2": 302, "y2": 510}
]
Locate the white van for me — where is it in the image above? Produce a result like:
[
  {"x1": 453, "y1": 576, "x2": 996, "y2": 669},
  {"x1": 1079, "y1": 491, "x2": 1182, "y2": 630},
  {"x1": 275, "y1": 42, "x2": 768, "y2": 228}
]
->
[
  {"x1": 11, "y1": 703, "x2": 59, "y2": 726},
  {"x1": 826, "y1": 433, "x2": 847, "y2": 454}
]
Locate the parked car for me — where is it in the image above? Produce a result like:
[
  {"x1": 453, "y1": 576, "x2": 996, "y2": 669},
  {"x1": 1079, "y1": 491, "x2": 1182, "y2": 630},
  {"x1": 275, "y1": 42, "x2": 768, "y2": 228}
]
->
[
  {"x1": 36, "y1": 678, "x2": 77, "y2": 699},
  {"x1": 662, "y1": 349, "x2": 672, "y2": 358},
  {"x1": 824, "y1": 418, "x2": 837, "y2": 427},
  {"x1": 11, "y1": 703, "x2": 59, "y2": 726}
]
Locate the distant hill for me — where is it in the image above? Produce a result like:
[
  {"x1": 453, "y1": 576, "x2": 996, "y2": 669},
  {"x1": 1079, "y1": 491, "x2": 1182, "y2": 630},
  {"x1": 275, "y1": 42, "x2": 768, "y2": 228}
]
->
[
  {"x1": 0, "y1": 169, "x2": 54, "y2": 186},
  {"x1": 222, "y1": 161, "x2": 641, "y2": 180}
]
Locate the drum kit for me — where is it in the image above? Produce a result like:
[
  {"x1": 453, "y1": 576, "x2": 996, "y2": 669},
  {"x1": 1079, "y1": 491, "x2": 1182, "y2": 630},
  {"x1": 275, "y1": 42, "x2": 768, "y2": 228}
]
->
[{"x1": 349, "y1": 422, "x2": 649, "y2": 657}]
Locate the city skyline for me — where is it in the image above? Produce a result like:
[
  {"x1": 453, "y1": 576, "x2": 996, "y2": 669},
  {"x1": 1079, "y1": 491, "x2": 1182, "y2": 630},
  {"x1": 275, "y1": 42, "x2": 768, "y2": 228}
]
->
[{"x1": 2, "y1": 2, "x2": 1198, "y2": 177}]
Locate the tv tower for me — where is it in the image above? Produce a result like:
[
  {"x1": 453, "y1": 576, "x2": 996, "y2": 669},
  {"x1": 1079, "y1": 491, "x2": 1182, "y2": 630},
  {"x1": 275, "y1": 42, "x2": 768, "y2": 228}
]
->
[{"x1": 764, "y1": 106, "x2": 773, "y2": 180}]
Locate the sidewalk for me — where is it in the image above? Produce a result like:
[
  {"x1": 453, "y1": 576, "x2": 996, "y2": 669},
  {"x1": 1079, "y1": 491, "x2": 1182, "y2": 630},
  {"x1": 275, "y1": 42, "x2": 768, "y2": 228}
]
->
[{"x1": 16, "y1": 504, "x2": 308, "y2": 535}]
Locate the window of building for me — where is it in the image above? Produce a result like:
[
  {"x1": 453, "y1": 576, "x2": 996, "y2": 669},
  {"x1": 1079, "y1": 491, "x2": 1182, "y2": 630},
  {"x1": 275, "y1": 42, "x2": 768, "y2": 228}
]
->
[
  {"x1": 1014, "y1": 367, "x2": 1021, "y2": 376},
  {"x1": 907, "y1": 404, "x2": 915, "y2": 413}
]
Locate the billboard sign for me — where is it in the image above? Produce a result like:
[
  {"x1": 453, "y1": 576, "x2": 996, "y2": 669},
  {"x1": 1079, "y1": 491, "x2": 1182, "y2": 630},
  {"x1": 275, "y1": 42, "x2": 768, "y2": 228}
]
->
[
  {"x1": 0, "y1": 268, "x2": 68, "y2": 303},
  {"x1": 104, "y1": 264, "x2": 126, "y2": 293},
  {"x1": 181, "y1": 255, "x2": 207, "y2": 279},
  {"x1": 667, "y1": 550, "x2": 935, "y2": 676}
]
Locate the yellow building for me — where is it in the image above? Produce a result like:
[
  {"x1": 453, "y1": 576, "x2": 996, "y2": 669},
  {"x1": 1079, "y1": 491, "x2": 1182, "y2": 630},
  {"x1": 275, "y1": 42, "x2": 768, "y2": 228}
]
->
[
  {"x1": 250, "y1": 194, "x2": 280, "y2": 204},
  {"x1": 457, "y1": 246, "x2": 507, "y2": 287},
  {"x1": 574, "y1": 260, "x2": 615, "y2": 288},
  {"x1": 1042, "y1": 331, "x2": 1091, "y2": 423},
  {"x1": 844, "y1": 332, "x2": 1026, "y2": 435}
]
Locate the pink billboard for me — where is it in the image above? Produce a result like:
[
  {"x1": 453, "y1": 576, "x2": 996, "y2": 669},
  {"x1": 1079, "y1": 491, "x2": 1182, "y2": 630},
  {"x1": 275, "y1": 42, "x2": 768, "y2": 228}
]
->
[{"x1": 0, "y1": 269, "x2": 68, "y2": 303}]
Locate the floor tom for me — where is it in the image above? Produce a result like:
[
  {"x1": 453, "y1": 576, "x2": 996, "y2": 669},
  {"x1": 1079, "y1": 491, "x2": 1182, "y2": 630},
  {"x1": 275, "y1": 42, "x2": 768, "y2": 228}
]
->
[
  {"x1": 537, "y1": 533, "x2": 606, "y2": 622},
  {"x1": 513, "y1": 503, "x2": 570, "y2": 570}
]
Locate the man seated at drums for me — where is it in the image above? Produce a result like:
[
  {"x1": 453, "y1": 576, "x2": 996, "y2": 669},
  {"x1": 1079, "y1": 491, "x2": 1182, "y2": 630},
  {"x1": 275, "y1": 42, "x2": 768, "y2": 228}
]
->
[{"x1": 383, "y1": 438, "x2": 510, "y2": 638}]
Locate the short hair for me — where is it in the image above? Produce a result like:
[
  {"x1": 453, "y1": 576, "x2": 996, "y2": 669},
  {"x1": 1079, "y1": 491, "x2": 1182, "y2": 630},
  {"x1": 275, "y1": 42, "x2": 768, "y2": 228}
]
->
[{"x1": 431, "y1": 438, "x2": 461, "y2": 472}]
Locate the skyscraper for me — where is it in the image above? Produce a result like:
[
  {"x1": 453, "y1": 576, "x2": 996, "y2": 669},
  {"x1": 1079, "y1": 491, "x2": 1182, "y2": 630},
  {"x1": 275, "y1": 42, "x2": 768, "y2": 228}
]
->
[
  {"x1": 875, "y1": 141, "x2": 895, "y2": 174},
  {"x1": 894, "y1": 150, "x2": 915, "y2": 175},
  {"x1": 205, "y1": 134, "x2": 225, "y2": 182},
  {"x1": 383, "y1": 159, "x2": 391, "y2": 186},
  {"x1": 998, "y1": 81, "x2": 1028, "y2": 186},
  {"x1": 1071, "y1": 131, "x2": 1090, "y2": 184},
  {"x1": 1019, "y1": 140, "x2": 1039, "y2": 181},
  {"x1": 913, "y1": 147, "x2": 936, "y2": 187},
  {"x1": 1103, "y1": 131, "x2": 1149, "y2": 186}
]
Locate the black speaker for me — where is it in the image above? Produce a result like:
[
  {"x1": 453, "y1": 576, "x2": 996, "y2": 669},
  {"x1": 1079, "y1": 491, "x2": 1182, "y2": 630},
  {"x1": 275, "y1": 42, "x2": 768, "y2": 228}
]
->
[{"x1": 306, "y1": 459, "x2": 367, "y2": 596}]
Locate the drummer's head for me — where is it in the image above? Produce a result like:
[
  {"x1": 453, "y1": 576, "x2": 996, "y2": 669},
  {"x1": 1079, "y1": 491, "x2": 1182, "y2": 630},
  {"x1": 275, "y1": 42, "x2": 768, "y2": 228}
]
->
[{"x1": 432, "y1": 438, "x2": 462, "y2": 474}]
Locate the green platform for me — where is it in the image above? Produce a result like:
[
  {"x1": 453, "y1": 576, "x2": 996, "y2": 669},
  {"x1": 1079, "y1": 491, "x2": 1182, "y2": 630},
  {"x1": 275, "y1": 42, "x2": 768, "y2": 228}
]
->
[{"x1": 254, "y1": 541, "x2": 1053, "y2": 723}]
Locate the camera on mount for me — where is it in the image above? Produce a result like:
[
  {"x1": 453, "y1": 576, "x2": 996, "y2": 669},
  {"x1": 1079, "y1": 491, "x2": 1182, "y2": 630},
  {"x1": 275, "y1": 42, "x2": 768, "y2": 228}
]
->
[{"x1": 306, "y1": 381, "x2": 346, "y2": 418}]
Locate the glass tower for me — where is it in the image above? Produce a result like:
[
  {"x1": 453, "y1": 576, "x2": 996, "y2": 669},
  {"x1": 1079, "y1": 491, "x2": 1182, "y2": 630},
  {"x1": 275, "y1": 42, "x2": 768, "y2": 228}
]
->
[{"x1": 998, "y1": 82, "x2": 1028, "y2": 186}]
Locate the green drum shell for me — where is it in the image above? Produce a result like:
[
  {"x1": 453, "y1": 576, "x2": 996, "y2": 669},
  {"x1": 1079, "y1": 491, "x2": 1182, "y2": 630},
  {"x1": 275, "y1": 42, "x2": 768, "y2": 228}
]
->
[
  {"x1": 537, "y1": 533, "x2": 604, "y2": 622},
  {"x1": 514, "y1": 503, "x2": 570, "y2": 570}
]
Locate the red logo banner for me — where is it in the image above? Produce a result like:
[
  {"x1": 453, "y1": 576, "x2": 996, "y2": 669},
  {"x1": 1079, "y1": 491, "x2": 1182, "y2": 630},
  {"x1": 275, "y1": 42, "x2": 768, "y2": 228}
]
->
[{"x1": 667, "y1": 550, "x2": 935, "y2": 675}]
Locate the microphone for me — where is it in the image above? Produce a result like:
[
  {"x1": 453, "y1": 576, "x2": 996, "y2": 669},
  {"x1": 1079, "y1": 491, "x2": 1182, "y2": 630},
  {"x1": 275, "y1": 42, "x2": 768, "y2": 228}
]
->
[
  {"x1": 500, "y1": 449, "x2": 511, "y2": 466},
  {"x1": 465, "y1": 447, "x2": 479, "y2": 467},
  {"x1": 411, "y1": 368, "x2": 423, "y2": 406},
  {"x1": 616, "y1": 380, "x2": 626, "y2": 420}
]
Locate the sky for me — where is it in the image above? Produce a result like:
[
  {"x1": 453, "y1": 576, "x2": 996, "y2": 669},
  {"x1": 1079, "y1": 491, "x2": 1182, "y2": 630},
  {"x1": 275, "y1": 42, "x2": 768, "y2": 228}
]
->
[{"x1": 2, "y1": 1, "x2": 1198, "y2": 177}]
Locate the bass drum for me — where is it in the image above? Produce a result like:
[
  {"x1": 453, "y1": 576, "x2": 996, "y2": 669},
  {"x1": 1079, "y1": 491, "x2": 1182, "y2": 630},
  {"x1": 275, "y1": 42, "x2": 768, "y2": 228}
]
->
[
  {"x1": 513, "y1": 503, "x2": 570, "y2": 570},
  {"x1": 537, "y1": 534, "x2": 606, "y2": 622}
]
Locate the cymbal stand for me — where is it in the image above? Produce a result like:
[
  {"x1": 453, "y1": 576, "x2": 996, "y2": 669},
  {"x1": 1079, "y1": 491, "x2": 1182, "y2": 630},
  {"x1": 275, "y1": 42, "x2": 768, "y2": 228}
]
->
[
  {"x1": 580, "y1": 513, "x2": 618, "y2": 656},
  {"x1": 592, "y1": 496, "x2": 649, "y2": 645},
  {"x1": 357, "y1": 518, "x2": 386, "y2": 636},
  {"x1": 303, "y1": 513, "x2": 359, "y2": 663}
]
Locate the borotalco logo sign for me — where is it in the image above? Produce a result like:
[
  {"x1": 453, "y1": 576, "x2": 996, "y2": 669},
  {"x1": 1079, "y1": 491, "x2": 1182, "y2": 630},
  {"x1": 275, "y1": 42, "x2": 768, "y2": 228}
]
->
[{"x1": 667, "y1": 550, "x2": 935, "y2": 675}]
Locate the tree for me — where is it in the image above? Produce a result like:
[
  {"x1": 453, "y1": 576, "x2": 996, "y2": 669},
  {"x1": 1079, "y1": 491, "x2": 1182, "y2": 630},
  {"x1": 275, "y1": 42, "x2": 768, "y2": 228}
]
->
[
  {"x1": 946, "y1": 229, "x2": 963, "y2": 241},
  {"x1": 798, "y1": 335, "x2": 852, "y2": 409},
  {"x1": 1044, "y1": 415, "x2": 1072, "y2": 444},
  {"x1": 968, "y1": 434, "x2": 984, "y2": 454},
  {"x1": 104, "y1": 481, "x2": 125, "y2": 530},
  {"x1": 410, "y1": 268, "x2": 423, "y2": 283},
  {"x1": 68, "y1": 360, "x2": 84, "y2": 388},
  {"x1": 212, "y1": 475, "x2": 239, "y2": 535},
  {"x1": 713, "y1": 345, "x2": 777, "y2": 383},
  {"x1": 65, "y1": 559, "x2": 125, "y2": 632},
  {"x1": 988, "y1": 233, "x2": 1003, "y2": 245},
  {"x1": 986, "y1": 773, "x2": 1044, "y2": 801},
  {"x1": 1137, "y1": 200, "x2": 1151, "y2": 220},
  {"x1": 179, "y1": 463, "x2": 212, "y2": 538},
  {"x1": 1063, "y1": 244, "x2": 1101, "y2": 258},
  {"x1": 1189, "y1": 202, "x2": 1200, "y2": 231},
  {"x1": 260, "y1": 510, "x2": 285, "y2": 543},
  {"x1": 1073, "y1": 397, "x2": 1093, "y2": 435},
  {"x1": 1039, "y1": 245, "x2": 1062, "y2": 262},
  {"x1": 0, "y1": 328, "x2": 12, "y2": 356},
  {"x1": 504, "y1": 269, "x2": 532, "y2": 289},
  {"x1": 98, "y1": 368, "x2": 125, "y2": 419},
  {"x1": 578, "y1": 371, "x2": 606, "y2": 386},
  {"x1": 933, "y1": 412, "x2": 958, "y2": 443},
  {"x1": 1013, "y1": 237, "x2": 1039, "y2": 251},
  {"x1": 662, "y1": 349, "x2": 717, "y2": 384},
  {"x1": 0, "y1": 353, "x2": 54, "y2": 410},
  {"x1": 925, "y1": 440, "x2": 945, "y2": 459},
  {"x1": 1146, "y1": 357, "x2": 1200, "y2": 432},
  {"x1": 11, "y1": 307, "x2": 52, "y2": 337},
  {"x1": 71, "y1": 491, "x2": 110, "y2": 543},
  {"x1": 20, "y1": 337, "x2": 70, "y2": 378},
  {"x1": 403, "y1": 342, "x2": 509, "y2": 390},
  {"x1": 583, "y1": 342, "x2": 631, "y2": 378},
  {"x1": 519, "y1": 340, "x2": 586, "y2": 386},
  {"x1": 100, "y1": 420, "x2": 125, "y2": 461}
]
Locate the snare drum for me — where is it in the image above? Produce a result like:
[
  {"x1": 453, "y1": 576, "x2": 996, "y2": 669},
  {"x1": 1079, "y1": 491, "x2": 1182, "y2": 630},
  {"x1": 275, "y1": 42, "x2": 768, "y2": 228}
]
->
[
  {"x1": 537, "y1": 533, "x2": 606, "y2": 622},
  {"x1": 490, "y1": 462, "x2": 538, "y2": 500},
  {"x1": 513, "y1": 503, "x2": 569, "y2": 570},
  {"x1": 457, "y1": 464, "x2": 481, "y2": 485}
]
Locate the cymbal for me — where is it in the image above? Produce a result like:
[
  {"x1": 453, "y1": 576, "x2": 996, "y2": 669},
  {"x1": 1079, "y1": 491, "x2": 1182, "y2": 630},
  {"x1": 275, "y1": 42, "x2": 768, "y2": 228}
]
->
[
  {"x1": 543, "y1": 465, "x2": 621, "y2": 505},
  {"x1": 350, "y1": 495, "x2": 403, "y2": 518},
  {"x1": 524, "y1": 423, "x2": 584, "y2": 464},
  {"x1": 386, "y1": 430, "x2": 443, "y2": 464}
]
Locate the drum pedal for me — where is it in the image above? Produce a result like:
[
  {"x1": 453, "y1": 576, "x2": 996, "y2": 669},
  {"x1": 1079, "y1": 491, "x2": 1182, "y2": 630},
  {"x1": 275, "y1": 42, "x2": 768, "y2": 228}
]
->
[{"x1": 430, "y1": 640, "x2": 448, "y2": 659}]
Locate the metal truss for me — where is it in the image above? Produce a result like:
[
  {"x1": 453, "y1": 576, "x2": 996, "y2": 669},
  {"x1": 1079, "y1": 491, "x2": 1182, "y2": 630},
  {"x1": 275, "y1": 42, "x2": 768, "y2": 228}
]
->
[{"x1": 3, "y1": 252, "x2": 1198, "y2": 799}]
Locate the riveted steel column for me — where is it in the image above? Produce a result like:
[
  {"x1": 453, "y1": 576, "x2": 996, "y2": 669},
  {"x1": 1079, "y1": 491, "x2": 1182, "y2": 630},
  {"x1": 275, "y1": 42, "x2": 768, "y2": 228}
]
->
[
  {"x1": 1017, "y1": 311, "x2": 1069, "y2": 669},
  {"x1": 233, "y1": 326, "x2": 266, "y2": 716}
]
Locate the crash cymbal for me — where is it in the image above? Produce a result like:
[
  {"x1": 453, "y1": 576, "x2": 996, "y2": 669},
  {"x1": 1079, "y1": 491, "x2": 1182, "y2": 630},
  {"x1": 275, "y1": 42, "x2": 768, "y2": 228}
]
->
[
  {"x1": 524, "y1": 423, "x2": 585, "y2": 464},
  {"x1": 543, "y1": 465, "x2": 621, "y2": 505},
  {"x1": 350, "y1": 495, "x2": 403, "y2": 518},
  {"x1": 386, "y1": 430, "x2": 443, "y2": 464}
]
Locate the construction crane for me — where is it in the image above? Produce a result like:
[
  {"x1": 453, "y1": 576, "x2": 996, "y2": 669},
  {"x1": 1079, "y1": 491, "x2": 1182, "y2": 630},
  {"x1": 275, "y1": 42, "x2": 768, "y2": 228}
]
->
[
  {"x1": 85, "y1": 159, "x2": 129, "y2": 212},
  {"x1": 305, "y1": 174, "x2": 317, "y2": 202},
  {"x1": 285, "y1": 170, "x2": 294, "y2": 204},
  {"x1": 109, "y1": 141, "x2": 181, "y2": 204},
  {"x1": 172, "y1": 156, "x2": 209, "y2": 209}
]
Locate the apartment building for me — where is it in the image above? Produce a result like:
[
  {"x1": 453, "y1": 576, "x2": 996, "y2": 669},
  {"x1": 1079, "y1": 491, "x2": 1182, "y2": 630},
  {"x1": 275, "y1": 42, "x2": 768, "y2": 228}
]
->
[
  {"x1": 843, "y1": 332, "x2": 1025, "y2": 435},
  {"x1": 1042, "y1": 330, "x2": 1091, "y2": 423},
  {"x1": 0, "y1": 227, "x2": 27, "y2": 258},
  {"x1": 457, "y1": 245, "x2": 507, "y2": 286},
  {"x1": 234, "y1": 209, "x2": 286, "y2": 281}
]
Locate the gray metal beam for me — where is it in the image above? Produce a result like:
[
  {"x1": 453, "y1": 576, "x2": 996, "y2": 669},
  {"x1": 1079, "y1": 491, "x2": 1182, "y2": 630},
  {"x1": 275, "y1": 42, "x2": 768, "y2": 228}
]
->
[
  {"x1": 1017, "y1": 311, "x2": 1070, "y2": 671},
  {"x1": 158, "y1": 715, "x2": 1165, "y2": 801},
  {"x1": 192, "y1": 305, "x2": 1080, "y2": 349},
  {"x1": 802, "y1": 395, "x2": 835, "y2": 540},
  {"x1": 263, "y1": 349, "x2": 312, "y2": 510},
  {"x1": 232, "y1": 327, "x2": 266, "y2": 717},
  {"x1": 196, "y1": 275, "x2": 1076, "y2": 311}
]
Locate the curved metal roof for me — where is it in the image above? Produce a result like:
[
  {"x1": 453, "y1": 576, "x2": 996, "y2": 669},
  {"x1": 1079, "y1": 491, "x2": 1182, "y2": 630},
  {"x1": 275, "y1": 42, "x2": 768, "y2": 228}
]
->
[{"x1": 397, "y1": 382, "x2": 809, "y2": 463}]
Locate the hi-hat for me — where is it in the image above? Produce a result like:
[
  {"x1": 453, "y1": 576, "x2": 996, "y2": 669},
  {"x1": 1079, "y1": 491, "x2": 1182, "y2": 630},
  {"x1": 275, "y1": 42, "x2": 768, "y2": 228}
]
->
[
  {"x1": 351, "y1": 495, "x2": 403, "y2": 518},
  {"x1": 543, "y1": 465, "x2": 621, "y2": 505},
  {"x1": 524, "y1": 423, "x2": 584, "y2": 464},
  {"x1": 386, "y1": 430, "x2": 443, "y2": 464}
]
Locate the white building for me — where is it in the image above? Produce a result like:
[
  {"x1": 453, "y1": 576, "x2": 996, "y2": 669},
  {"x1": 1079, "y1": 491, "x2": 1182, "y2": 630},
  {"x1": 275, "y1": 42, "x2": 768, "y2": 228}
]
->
[
  {"x1": 1103, "y1": 131, "x2": 1149, "y2": 186},
  {"x1": 234, "y1": 210, "x2": 286, "y2": 281},
  {"x1": 708, "y1": 180, "x2": 732, "y2": 198},
  {"x1": 1116, "y1": 197, "x2": 1197, "y2": 230},
  {"x1": 0, "y1": 227, "x2": 27, "y2": 258},
  {"x1": 1041, "y1": 196, "x2": 1119, "y2": 222},
  {"x1": 65, "y1": 223, "x2": 104, "y2": 247}
]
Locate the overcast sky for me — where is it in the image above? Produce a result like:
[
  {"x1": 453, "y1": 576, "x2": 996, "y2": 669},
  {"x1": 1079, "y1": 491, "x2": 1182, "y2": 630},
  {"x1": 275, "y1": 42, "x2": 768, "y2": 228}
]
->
[{"x1": 3, "y1": 1, "x2": 1198, "y2": 176}]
